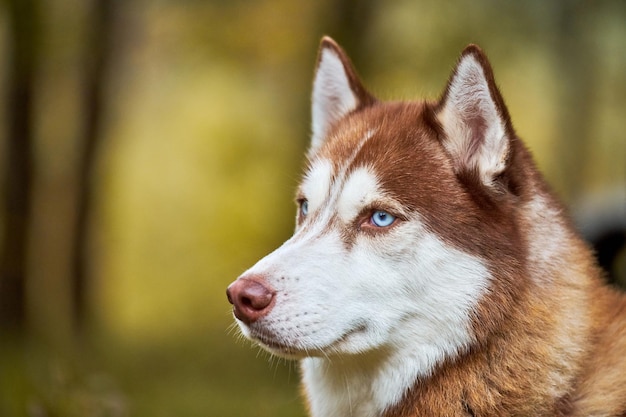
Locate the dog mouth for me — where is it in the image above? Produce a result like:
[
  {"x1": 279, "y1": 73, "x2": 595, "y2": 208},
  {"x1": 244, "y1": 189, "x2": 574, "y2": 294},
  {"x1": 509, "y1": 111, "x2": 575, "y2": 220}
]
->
[
  {"x1": 248, "y1": 321, "x2": 369, "y2": 358},
  {"x1": 252, "y1": 333, "x2": 302, "y2": 357}
]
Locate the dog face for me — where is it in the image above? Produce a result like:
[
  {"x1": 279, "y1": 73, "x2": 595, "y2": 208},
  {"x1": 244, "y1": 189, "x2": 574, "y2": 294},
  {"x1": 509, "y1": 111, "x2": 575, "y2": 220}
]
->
[{"x1": 228, "y1": 38, "x2": 523, "y2": 374}]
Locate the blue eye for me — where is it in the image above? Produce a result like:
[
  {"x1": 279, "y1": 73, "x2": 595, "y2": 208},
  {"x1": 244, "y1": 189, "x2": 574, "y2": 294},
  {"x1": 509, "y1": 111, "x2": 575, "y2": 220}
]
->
[
  {"x1": 300, "y1": 200, "x2": 309, "y2": 216},
  {"x1": 371, "y1": 210, "x2": 395, "y2": 227}
]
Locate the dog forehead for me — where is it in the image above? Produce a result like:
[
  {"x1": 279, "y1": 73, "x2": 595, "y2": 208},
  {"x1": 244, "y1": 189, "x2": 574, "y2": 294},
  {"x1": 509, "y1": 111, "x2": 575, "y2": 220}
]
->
[
  {"x1": 299, "y1": 102, "x2": 449, "y2": 222},
  {"x1": 337, "y1": 166, "x2": 382, "y2": 222},
  {"x1": 300, "y1": 158, "x2": 383, "y2": 219}
]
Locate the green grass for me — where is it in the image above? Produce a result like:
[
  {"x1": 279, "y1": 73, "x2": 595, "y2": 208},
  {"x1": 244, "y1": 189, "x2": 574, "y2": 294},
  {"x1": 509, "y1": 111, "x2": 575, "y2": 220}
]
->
[{"x1": 0, "y1": 329, "x2": 307, "y2": 417}]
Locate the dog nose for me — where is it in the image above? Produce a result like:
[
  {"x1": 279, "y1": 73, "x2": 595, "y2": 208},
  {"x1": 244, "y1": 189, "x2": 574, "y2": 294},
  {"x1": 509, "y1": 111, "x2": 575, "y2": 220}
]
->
[{"x1": 226, "y1": 277, "x2": 275, "y2": 324}]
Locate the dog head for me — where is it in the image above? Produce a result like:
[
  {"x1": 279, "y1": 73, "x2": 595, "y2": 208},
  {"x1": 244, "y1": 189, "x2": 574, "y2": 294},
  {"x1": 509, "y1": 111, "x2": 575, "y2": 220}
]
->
[{"x1": 227, "y1": 37, "x2": 526, "y2": 369}]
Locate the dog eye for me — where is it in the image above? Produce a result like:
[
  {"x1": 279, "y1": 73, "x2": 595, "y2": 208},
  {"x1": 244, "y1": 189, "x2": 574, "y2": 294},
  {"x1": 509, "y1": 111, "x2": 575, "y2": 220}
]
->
[
  {"x1": 300, "y1": 199, "x2": 309, "y2": 216},
  {"x1": 371, "y1": 210, "x2": 395, "y2": 227}
]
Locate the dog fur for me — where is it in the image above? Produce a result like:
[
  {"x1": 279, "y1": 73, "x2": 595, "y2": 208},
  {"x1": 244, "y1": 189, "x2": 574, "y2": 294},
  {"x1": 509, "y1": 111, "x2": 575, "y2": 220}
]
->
[{"x1": 227, "y1": 37, "x2": 626, "y2": 416}]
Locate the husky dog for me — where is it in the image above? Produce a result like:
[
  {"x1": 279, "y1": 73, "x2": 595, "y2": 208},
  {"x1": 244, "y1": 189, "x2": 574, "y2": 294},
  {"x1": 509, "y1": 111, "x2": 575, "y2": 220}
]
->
[{"x1": 227, "y1": 37, "x2": 626, "y2": 416}]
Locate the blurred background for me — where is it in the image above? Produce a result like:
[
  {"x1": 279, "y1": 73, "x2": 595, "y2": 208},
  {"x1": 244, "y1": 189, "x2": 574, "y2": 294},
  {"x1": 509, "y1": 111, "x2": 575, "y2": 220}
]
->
[{"x1": 0, "y1": 0, "x2": 624, "y2": 416}]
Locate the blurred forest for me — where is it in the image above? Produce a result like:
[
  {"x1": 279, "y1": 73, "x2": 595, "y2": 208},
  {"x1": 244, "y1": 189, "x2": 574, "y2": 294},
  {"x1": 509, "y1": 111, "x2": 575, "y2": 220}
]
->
[{"x1": 0, "y1": 0, "x2": 624, "y2": 416}]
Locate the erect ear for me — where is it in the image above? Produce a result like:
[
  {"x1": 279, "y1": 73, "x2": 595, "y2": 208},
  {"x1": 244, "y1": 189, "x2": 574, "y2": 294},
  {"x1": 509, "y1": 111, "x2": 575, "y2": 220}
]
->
[
  {"x1": 310, "y1": 36, "x2": 375, "y2": 154},
  {"x1": 437, "y1": 45, "x2": 514, "y2": 188}
]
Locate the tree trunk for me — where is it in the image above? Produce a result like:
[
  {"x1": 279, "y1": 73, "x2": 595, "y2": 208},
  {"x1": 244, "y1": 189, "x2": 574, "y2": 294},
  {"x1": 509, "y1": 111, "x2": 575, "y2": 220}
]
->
[
  {"x1": 70, "y1": 0, "x2": 118, "y2": 332},
  {"x1": 0, "y1": 0, "x2": 41, "y2": 333}
]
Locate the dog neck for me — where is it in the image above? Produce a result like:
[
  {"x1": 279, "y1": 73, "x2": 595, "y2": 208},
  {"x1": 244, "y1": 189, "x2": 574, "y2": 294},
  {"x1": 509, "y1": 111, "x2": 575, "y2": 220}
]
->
[
  {"x1": 301, "y1": 355, "x2": 404, "y2": 417},
  {"x1": 300, "y1": 337, "x2": 462, "y2": 417}
]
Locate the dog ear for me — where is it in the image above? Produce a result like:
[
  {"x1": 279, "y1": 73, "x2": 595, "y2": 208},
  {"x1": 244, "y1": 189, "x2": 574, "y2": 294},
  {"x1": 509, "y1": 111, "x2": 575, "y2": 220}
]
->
[
  {"x1": 310, "y1": 37, "x2": 375, "y2": 154},
  {"x1": 436, "y1": 45, "x2": 514, "y2": 188}
]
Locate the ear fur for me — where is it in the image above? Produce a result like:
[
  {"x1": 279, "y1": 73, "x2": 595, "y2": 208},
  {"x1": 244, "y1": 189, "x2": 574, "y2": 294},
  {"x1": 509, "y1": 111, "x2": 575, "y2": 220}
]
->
[
  {"x1": 437, "y1": 45, "x2": 514, "y2": 188},
  {"x1": 310, "y1": 37, "x2": 375, "y2": 154}
]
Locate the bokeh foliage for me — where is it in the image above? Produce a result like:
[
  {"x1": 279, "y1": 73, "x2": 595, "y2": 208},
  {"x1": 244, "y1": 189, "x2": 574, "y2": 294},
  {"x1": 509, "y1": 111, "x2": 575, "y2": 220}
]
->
[{"x1": 1, "y1": 1, "x2": 624, "y2": 416}]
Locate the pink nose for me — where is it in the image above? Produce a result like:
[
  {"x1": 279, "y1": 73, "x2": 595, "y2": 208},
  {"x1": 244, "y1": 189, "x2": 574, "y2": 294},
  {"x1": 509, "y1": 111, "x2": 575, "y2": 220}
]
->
[{"x1": 226, "y1": 277, "x2": 275, "y2": 324}]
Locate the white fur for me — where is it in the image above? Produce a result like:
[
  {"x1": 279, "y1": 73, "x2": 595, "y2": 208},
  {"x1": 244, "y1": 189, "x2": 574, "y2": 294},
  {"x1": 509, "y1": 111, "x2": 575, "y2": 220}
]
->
[
  {"x1": 301, "y1": 226, "x2": 490, "y2": 417},
  {"x1": 311, "y1": 48, "x2": 359, "y2": 154},
  {"x1": 337, "y1": 167, "x2": 381, "y2": 223},
  {"x1": 300, "y1": 159, "x2": 333, "y2": 215},
  {"x1": 525, "y1": 195, "x2": 571, "y2": 279},
  {"x1": 438, "y1": 54, "x2": 508, "y2": 186},
  {"x1": 234, "y1": 162, "x2": 491, "y2": 416},
  {"x1": 300, "y1": 130, "x2": 376, "y2": 225}
]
